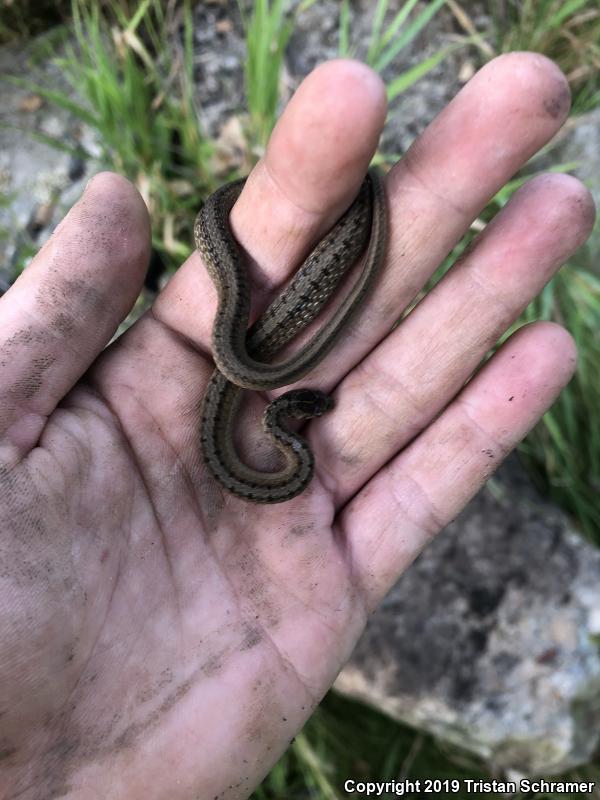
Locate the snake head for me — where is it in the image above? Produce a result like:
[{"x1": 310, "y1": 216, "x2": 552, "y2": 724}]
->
[{"x1": 284, "y1": 389, "x2": 334, "y2": 420}]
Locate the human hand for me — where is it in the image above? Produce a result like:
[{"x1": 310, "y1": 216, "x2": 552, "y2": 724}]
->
[{"x1": 0, "y1": 54, "x2": 594, "y2": 799}]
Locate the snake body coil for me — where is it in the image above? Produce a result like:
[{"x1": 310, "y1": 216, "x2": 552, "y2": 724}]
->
[{"x1": 196, "y1": 169, "x2": 387, "y2": 503}]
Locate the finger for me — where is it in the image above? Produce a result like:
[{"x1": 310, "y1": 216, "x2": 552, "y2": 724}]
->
[
  {"x1": 0, "y1": 173, "x2": 151, "y2": 460},
  {"x1": 338, "y1": 322, "x2": 576, "y2": 610},
  {"x1": 313, "y1": 173, "x2": 594, "y2": 504},
  {"x1": 293, "y1": 52, "x2": 573, "y2": 390},
  {"x1": 152, "y1": 58, "x2": 387, "y2": 353}
]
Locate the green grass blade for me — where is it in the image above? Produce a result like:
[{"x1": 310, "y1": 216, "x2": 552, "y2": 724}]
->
[
  {"x1": 548, "y1": 0, "x2": 590, "y2": 29},
  {"x1": 126, "y1": 0, "x2": 154, "y2": 33},
  {"x1": 366, "y1": 0, "x2": 390, "y2": 64},
  {"x1": 243, "y1": 0, "x2": 294, "y2": 145},
  {"x1": 338, "y1": 0, "x2": 351, "y2": 57},
  {"x1": 379, "y1": 0, "x2": 421, "y2": 50},
  {"x1": 374, "y1": 0, "x2": 445, "y2": 73},
  {"x1": 386, "y1": 45, "x2": 455, "y2": 101}
]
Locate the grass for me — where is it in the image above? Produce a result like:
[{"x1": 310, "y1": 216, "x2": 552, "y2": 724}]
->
[
  {"x1": 338, "y1": 0, "x2": 461, "y2": 103},
  {"x1": 3, "y1": 1, "x2": 600, "y2": 797},
  {"x1": 5, "y1": 0, "x2": 215, "y2": 269},
  {"x1": 239, "y1": 0, "x2": 298, "y2": 149},
  {"x1": 449, "y1": 0, "x2": 600, "y2": 113}
]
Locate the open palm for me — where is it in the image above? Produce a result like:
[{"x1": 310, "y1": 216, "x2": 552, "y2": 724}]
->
[{"x1": 1, "y1": 55, "x2": 594, "y2": 800}]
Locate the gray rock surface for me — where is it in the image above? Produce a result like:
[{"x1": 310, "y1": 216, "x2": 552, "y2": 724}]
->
[{"x1": 335, "y1": 455, "x2": 600, "y2": 776}]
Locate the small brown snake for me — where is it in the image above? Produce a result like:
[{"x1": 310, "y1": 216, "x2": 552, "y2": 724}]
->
[{"x1": 195, "y1": 168, "x2": 387, "y2": 503}]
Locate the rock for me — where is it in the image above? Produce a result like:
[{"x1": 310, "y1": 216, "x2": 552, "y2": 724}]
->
[{"x1": 335, "y1": 455, "x2": 600, "y2": 776}]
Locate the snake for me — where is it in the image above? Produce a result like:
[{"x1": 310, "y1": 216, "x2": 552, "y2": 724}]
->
[{"x1": 195, "y1": 168, "x2": 387, "y2": 503}]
